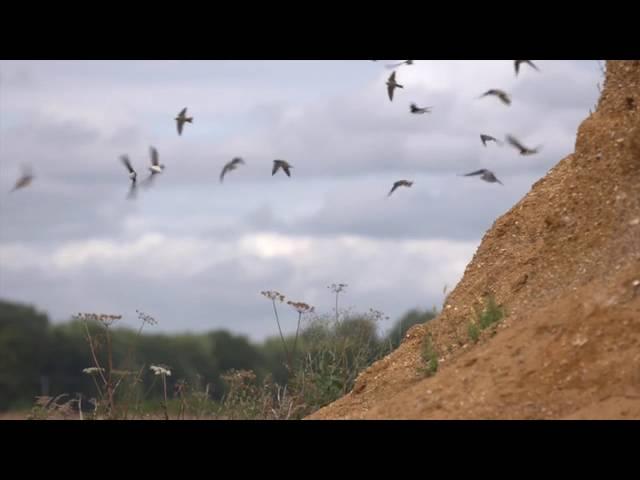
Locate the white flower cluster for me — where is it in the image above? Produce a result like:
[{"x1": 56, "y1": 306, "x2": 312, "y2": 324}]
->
[{"x1": 150, "y1": 365, "x2": 172, "y2": 376}]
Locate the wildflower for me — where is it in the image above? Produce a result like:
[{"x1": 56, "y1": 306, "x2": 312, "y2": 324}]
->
[
  {"x1": 287, "y1": 301, "x2": 315, "y2": 314},
  {"x1": 261, "y1": 290, "x2": 286, "y2": 302},
  {"x1": 136, "y1": 310, "x2": 158, "y2": 326},
  {"x1": 328, "y1": 283, "x2": 348, "y2": 294},
  {"x1": 150, "y1": 365, "x2": 172, "y2": 376},
  {"x1": 75, "y1": 312, "x2": 122, "y2": 327}
]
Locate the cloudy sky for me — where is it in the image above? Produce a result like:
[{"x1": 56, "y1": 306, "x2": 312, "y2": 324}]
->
[{"x1": 0, "y1": 60, "x2": 602, "y2": 340}]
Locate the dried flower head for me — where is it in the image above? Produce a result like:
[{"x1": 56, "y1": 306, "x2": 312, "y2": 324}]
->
[
  {"x1": 136, "y1": 310, "x2": 158, "y2": 326},
  {"x1": 75, "y1": 312, "x2": 122, "y2": 327},
  {"x1": 328, "y1": 283, "x2": 348, "y2": 294},
  {"x1": 261, "y1": 290, "x2": 286, "y2": 302},
  {"x1": 221, "y1": 369, "x2": 257, "y2": 387},
  {"x1": 368, "y1": 308, "x2": 389, "y2": 322},
  {"x1": 287, "y1": 301, "x2": 315, "y2": 314},
  {"x1": 150, "y1": 365, "x2": 172, "y2": 376}
]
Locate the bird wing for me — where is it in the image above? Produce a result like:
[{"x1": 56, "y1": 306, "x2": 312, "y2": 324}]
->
[
  {"x1": 527, "y1": 60, "x2": 540, "y2": 71},
  {"x1": 120, "y1": 155, "x2": 134, "y2": 173},
  {"x1": 464, "y1": 169, "x2": 487, "y2": 177},
  {"x1": 387, "y1": 83, "x2": 394, "y2": 101},
  {"x1": 282, "y1": 164, "x2": 291, "y2": 177},
  {"x1": 127, "y1": 182, "x2": 137, "y2": 200},
  {"x1": 272, "y1": 162, "x2": 280, "y2": 176},
  {"x1": 178, "y1": 107, "x2": 187, "y2": 117},
  {"x1": 176, "y1": 118, "x2": 184, "y2": 135},
  {"x1": 150, "y1": 147, "x2": 159, "y2": 166},
  {"x1": 220, "y1": 164, "x2": 230, "y2": 183},
  {"x1": 506, "y1": 135, "x2": 526, "y2": 151},
  {"x1": 388, "y1": 183, "x2": 400, "y2": 196}
]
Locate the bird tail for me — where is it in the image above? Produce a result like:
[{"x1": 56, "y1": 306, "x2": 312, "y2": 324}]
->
[
  {"x1": 397, "y1": 84, "x2": 404, "y2": 89},
  {"x1": 186, "y1": 117, "x2": 193, "y2": 123}
]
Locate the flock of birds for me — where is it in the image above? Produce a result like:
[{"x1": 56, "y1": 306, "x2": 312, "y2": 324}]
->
[
  {"x1": 8, "y1": 60, "x2": 542, "y2": 198},
  {"x1": 378, "y1": 59, "x2": 542, "y2": 195}
]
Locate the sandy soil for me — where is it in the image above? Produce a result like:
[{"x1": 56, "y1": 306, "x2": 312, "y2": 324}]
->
[{"x1": 309, "y1": 60, "x2": 640, "y2": 420}]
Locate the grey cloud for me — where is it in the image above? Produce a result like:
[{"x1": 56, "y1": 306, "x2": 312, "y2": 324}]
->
[{"x1": 0, "y1": 60, "x2": 602, "y2": 338}]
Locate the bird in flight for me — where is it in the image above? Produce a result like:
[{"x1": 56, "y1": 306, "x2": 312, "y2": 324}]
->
[
  {"x1": 388, "y1": 180, "x2": 414, "y2": 197},
  {"x1": 386, "y1": 60, "x2": 413, "y2": 69},
  {"x1": 142, "y1": 146, "x2": 165, "y2": 187},
  {"x1": 514, "y1": 60, "x2": 540, "y2": 77},
  {"x1": 506, "y1": 134, "x2": 542, "y2": 155},
  {"x1": 9, "y1": 165, "x2": 34, "y2": 193},
  {"x1": 460, "y1": 169, "x2": 503, "y2": 185},
  {"x1": 120, "y1": 155, "x2": 138, "y2": 199},
  {"x1": 175, "y1": 107, "x2": 193, "y2": 136},
  {"x1": 479, "y1": 89, "x2": 511, "y2": 105},
  {"x1": 387, "y1": 71, "x2": 404, "y2": 102},
  {"x1": 410, "y1": 103, "x2": 432, "y2": 114},
  {"x1": 480, "y1": 134, "x2": 501, "y2": 147},
  {"x1": 272, "y1": 160, "x2": 293, "y2": 177},
  {"x1": 220, "y1": 157, "x2": 245, "y2": 183}
]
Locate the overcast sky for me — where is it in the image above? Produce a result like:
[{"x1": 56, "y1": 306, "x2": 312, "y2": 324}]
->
[{"x1": 0, "y1": 60, "x2": 602, "y2": 340}]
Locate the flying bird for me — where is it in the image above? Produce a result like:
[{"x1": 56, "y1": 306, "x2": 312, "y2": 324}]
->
[
  {"x1": 480, "y1": 134, "x2": 501, "y2": 147},
  {"x1": 410, "y1": 103, "x2": 432, "y2": 114},
  {"x1": 272, "y1": 160, "x2": 293, "y2": 177},
  {"x1": 386, "y1": 71, "x2": 404, "y2": 102},
  {"x1": 505, "y1": 134, "x2": 541, "y2": 155},
  {"x1": 120, "y1": 155, "x2": 138, "y2": 199},
  {"x1": 142, "y1": 146, "x2": 165, "y2": 187},
  {"x1": 120, "y1": 155, "x2": 137, "y2": 183},
  {"x1": 514, "y1": 60, "x2": 540, "y2": 76},
  {"x1": 388, "y1": 180, "x2": 414, "y2": 197},
  {"x1": 386, "y1": 60, "x2": 413, "y2": 69},
  {"x1": 175, "y1": 107, "x2": 193, "y2": 136},
  {"x1": 220, "y1": 157, "x2": 245, "y2": 183},
  {"x1": 9, "y1": 165, "x2": 34, "y2": 193},
  {"x1": 148, "y1": 146, "x2": 165, "y2": 174},
  {"x1": 479, "y1": 89, "x2": 511, "y2": 105},
  {"x1": 460, "y1": 169, "x2": 503, "y2": 185}
]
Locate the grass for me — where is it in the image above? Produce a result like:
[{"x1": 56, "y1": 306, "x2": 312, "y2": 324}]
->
[
  {"x1": 467, "y1": 323, "x2": 480, "y2": 343},
  {"x1": 28, "y1": 283, "x2": 398, "y2": 420},
  {"x1": 418, "y1": 335, "x2": 438, "y2": 377},
  {"x1": 468, "y1": 295, "x2": 505, "y2": 343}
]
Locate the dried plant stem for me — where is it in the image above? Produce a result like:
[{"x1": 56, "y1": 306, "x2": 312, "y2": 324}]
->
[
  {"x1": 82, "y1": 321, "x2": 108, "y2": 387},
  {"x1": 161, "y1": 374, "x2": 169, "y2": 421},
  {"x1": 272, "y1": 299, "x2": 291, "y2": 370},
  {"x1": 77, "y1": 395, "x2": 83, "y2": 421},
  {"x1": 292, "y1": 312, "x2": 302, "y2": 365},
  {"x1": 104, "y1": 325, "x2": 115, "y2": 416},
  {"x1": 89, "y1": 374, "x2": 103, "y2": 401}
]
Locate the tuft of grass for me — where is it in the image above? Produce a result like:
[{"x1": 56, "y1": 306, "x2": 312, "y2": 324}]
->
[
  {"x1": 418, "y1": 335, "x2": 438, "y2": 377},
  {"x1": 467, "y1": 323, "x2": 480, "y2": 343},
  {"x1": 476, "y1": 296, "x2": 505, "y2": 330},
  {"x1": 468, "y1": 295, "x2": 505, "y2": 343}
]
